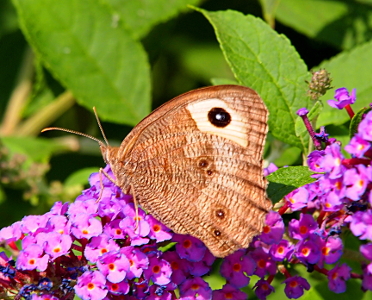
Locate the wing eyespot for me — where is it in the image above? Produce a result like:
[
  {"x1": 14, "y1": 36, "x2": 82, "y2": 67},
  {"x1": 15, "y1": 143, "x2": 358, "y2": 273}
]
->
[
  {"x1": 208, "y1": 107, "x2": 231, "y2": 128},
  {"x1": 197, "y1": 157, "x2": 214, "y2": 177},
  {"x1": 198, "y1": 159, "x2": 209, "y2": 168},
  {"x1": 215, "y1": 209, "x2": 225, "y2": 219},
  {"x1": 214, "y1": 229, "x2": 221, "y2": 237}
]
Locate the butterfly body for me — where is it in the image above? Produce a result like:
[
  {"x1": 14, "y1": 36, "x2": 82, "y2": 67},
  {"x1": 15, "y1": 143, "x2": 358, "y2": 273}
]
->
[{"x1": 103, "y1": 85, "x2": 272, "y2": 257}]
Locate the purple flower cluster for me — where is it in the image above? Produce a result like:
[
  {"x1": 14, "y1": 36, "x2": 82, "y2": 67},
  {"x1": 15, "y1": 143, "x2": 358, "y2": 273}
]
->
[
  {"x1": 2, "y1": 166, "x2": 283, "y2": 300},
  {"x1": 0, "y1": 168, "x2": 220, "y2": 299},
  {"x1": 281, "y1": 88, "x2": 372, "y2": 294},
  {"x1": 1, "y1": 86, "x2": 371, "y2": 299}
]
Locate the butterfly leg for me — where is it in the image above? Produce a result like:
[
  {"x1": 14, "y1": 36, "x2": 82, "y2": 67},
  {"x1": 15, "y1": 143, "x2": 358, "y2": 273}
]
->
[
  {"x1": 97, "y1": 167, "x2": 118, "y2": 202},
  {"x1": 99, "y1": 168, "x2": 140, "y2": 231},
  {"x1": 131, "y1": 183, "x2": 140, "y2": 232}
]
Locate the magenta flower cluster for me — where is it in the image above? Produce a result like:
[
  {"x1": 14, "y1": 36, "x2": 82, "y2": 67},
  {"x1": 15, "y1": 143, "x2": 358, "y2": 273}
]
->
[
  {"x1": 281, "y1": 88, "x2": 372, "y2": 294},
  {"x1": 0, "y1": 168, "x2": 218, "y2": 299},
  {"x1": 1, "y1": 167, "x2": 283, "y2": 300},
  {"x1": 0, "y1": 87, "x2": 371, "y2": 299},
  {"x1": 0, "y1": 168, "x2": 311, "y2": 300}
]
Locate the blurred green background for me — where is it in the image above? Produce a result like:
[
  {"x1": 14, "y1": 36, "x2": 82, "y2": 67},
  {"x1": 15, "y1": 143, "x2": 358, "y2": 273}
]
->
[{"x1": 0, "y1": 0, "x2": 370, "y2": 227}]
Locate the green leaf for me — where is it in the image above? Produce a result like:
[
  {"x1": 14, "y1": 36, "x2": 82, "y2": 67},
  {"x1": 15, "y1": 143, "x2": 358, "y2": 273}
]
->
[
  {"x1": 1, "y1": 136, "x2": 68, "y2": 164},
  {"x1": 314, "y1": 279, "x2": 365, "y2": 300},
  {"x1": 23, "y1": 86, "x2": 56, "y2": 118},
  {"x1": 196, "y1": 8, "x2": 312, "y2": 152},
  {"x1": 179, "y1": 43, "x2": 234, "y2": 84},
  {"x1": 158, "y1": 242, "x2": 177, "y2": 254},
  {"x1": 105, "y1": 0, "x2": 202, "y2": 39},
  {"x1": 267, "y1": 166, "x2": 317, "y2": 202},
  {"x1": 325, "y1": 124, "x2": 350, "y2": 157},
  {"x1": 64, "y1": 167, "x2": 98, "y2": 187},
  {"x1": 276, "y1": 0, "x2": 372, "y2": 50},
  {"x1": 0, "y1": 186, "x2": 5, "y2": 204},
  {"x1": 318, "y1": 40, "x2": 372, "y2": 127},
  {"x1": 210, "y1": 78, "x2": 238, "y2": 85},
  {"x1": 349, "y1": 107, "x2": 371, "y2": 138},
  {"x1": 12, "y1": 0, "x2": 151, "y2": 126},
  {"x1": 258, "y1": 0, "x2": 280, "y2": 27},
  {"x1": 0, "y1": 0, "x2": 18, "y2": 38},
  {"x1": 273, "y1": 146, "x2": 302, "y2": 167},
  {"x1": 298, "y1": 287, "x2": 324, "y2": 300}
]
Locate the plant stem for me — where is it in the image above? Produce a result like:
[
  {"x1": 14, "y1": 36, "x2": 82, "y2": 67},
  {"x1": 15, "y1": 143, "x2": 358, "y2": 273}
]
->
[
  {"x1": 0, "y1": 47, "x2": 34, "y2": 136},
  {"x1": 16, "y1": 90, "x2": 75, "y2": 137}
]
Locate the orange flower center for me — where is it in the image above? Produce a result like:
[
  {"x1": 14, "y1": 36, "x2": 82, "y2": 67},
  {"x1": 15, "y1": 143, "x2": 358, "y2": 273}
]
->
[
  {"x1": 153, "y1": 265, "x2": 160, "y2": 273},
  {"x1": 258, "y1": 259, "x2": 266, "y2": 268},
  {"x1": 171, "y1": 261, "x2": 179, "y2": 270},
  {"x1": 263, "y1": 225, "x2": 270, "y2": 234},
  {"x1": 322, "y1": 247, "x2": 330, "y2": 256},
  {"x1": 301, "y1": 247, "x2": 310, "y2": 256},
  {"x1": 183, "y1": 240, "x2": 192, "y2": 248},
  {"x1": 335, "y1": 181, "x2": 342, "y2": 190},
  {"x1": 299, "y1": 225, "x2": 308, "y2": 235},
  {"x1": 233, "y1": 263, "x2": 241, "y2": 272},
  {"x1": 332, "y1": 272, "x2": 339, "y2": 280},
  {"x1": 277, "y1": 246, "x2": 284, "y2": 254},
  {"x1": 53, "y1": 247, "x2": 61, "y2": 253},
  {"x1": 153, "y1": 224, "x2": 161, "y2": 232}
]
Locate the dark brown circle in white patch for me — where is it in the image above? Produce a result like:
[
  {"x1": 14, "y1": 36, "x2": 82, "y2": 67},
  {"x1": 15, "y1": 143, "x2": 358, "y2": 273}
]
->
[{"x1": 208, "y1": 107, "x2": 231, "y2": 127}]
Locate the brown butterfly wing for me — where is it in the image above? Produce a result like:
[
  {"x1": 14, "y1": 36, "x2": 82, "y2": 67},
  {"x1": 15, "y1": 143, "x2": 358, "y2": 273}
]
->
[{"x1": 111, "y1": 85, "x2": 272, "y2": 257}]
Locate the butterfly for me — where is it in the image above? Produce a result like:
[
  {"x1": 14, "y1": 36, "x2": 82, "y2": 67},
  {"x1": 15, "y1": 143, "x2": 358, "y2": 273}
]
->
[{"x1": 43, "y1": 85, "x2": 272, "y2": 257}]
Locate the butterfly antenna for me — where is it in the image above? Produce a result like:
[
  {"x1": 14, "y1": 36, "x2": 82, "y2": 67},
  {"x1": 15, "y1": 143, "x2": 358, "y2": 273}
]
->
[
  {"x1": 41, "y1": 107, "x2": 109, "y2": 146},
  {"x1": 93, "y1": 107, "x2": 110, "y2": 146},
  {"x1": 41, "y1": 127, "x2": 104, "y2": 145}
]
